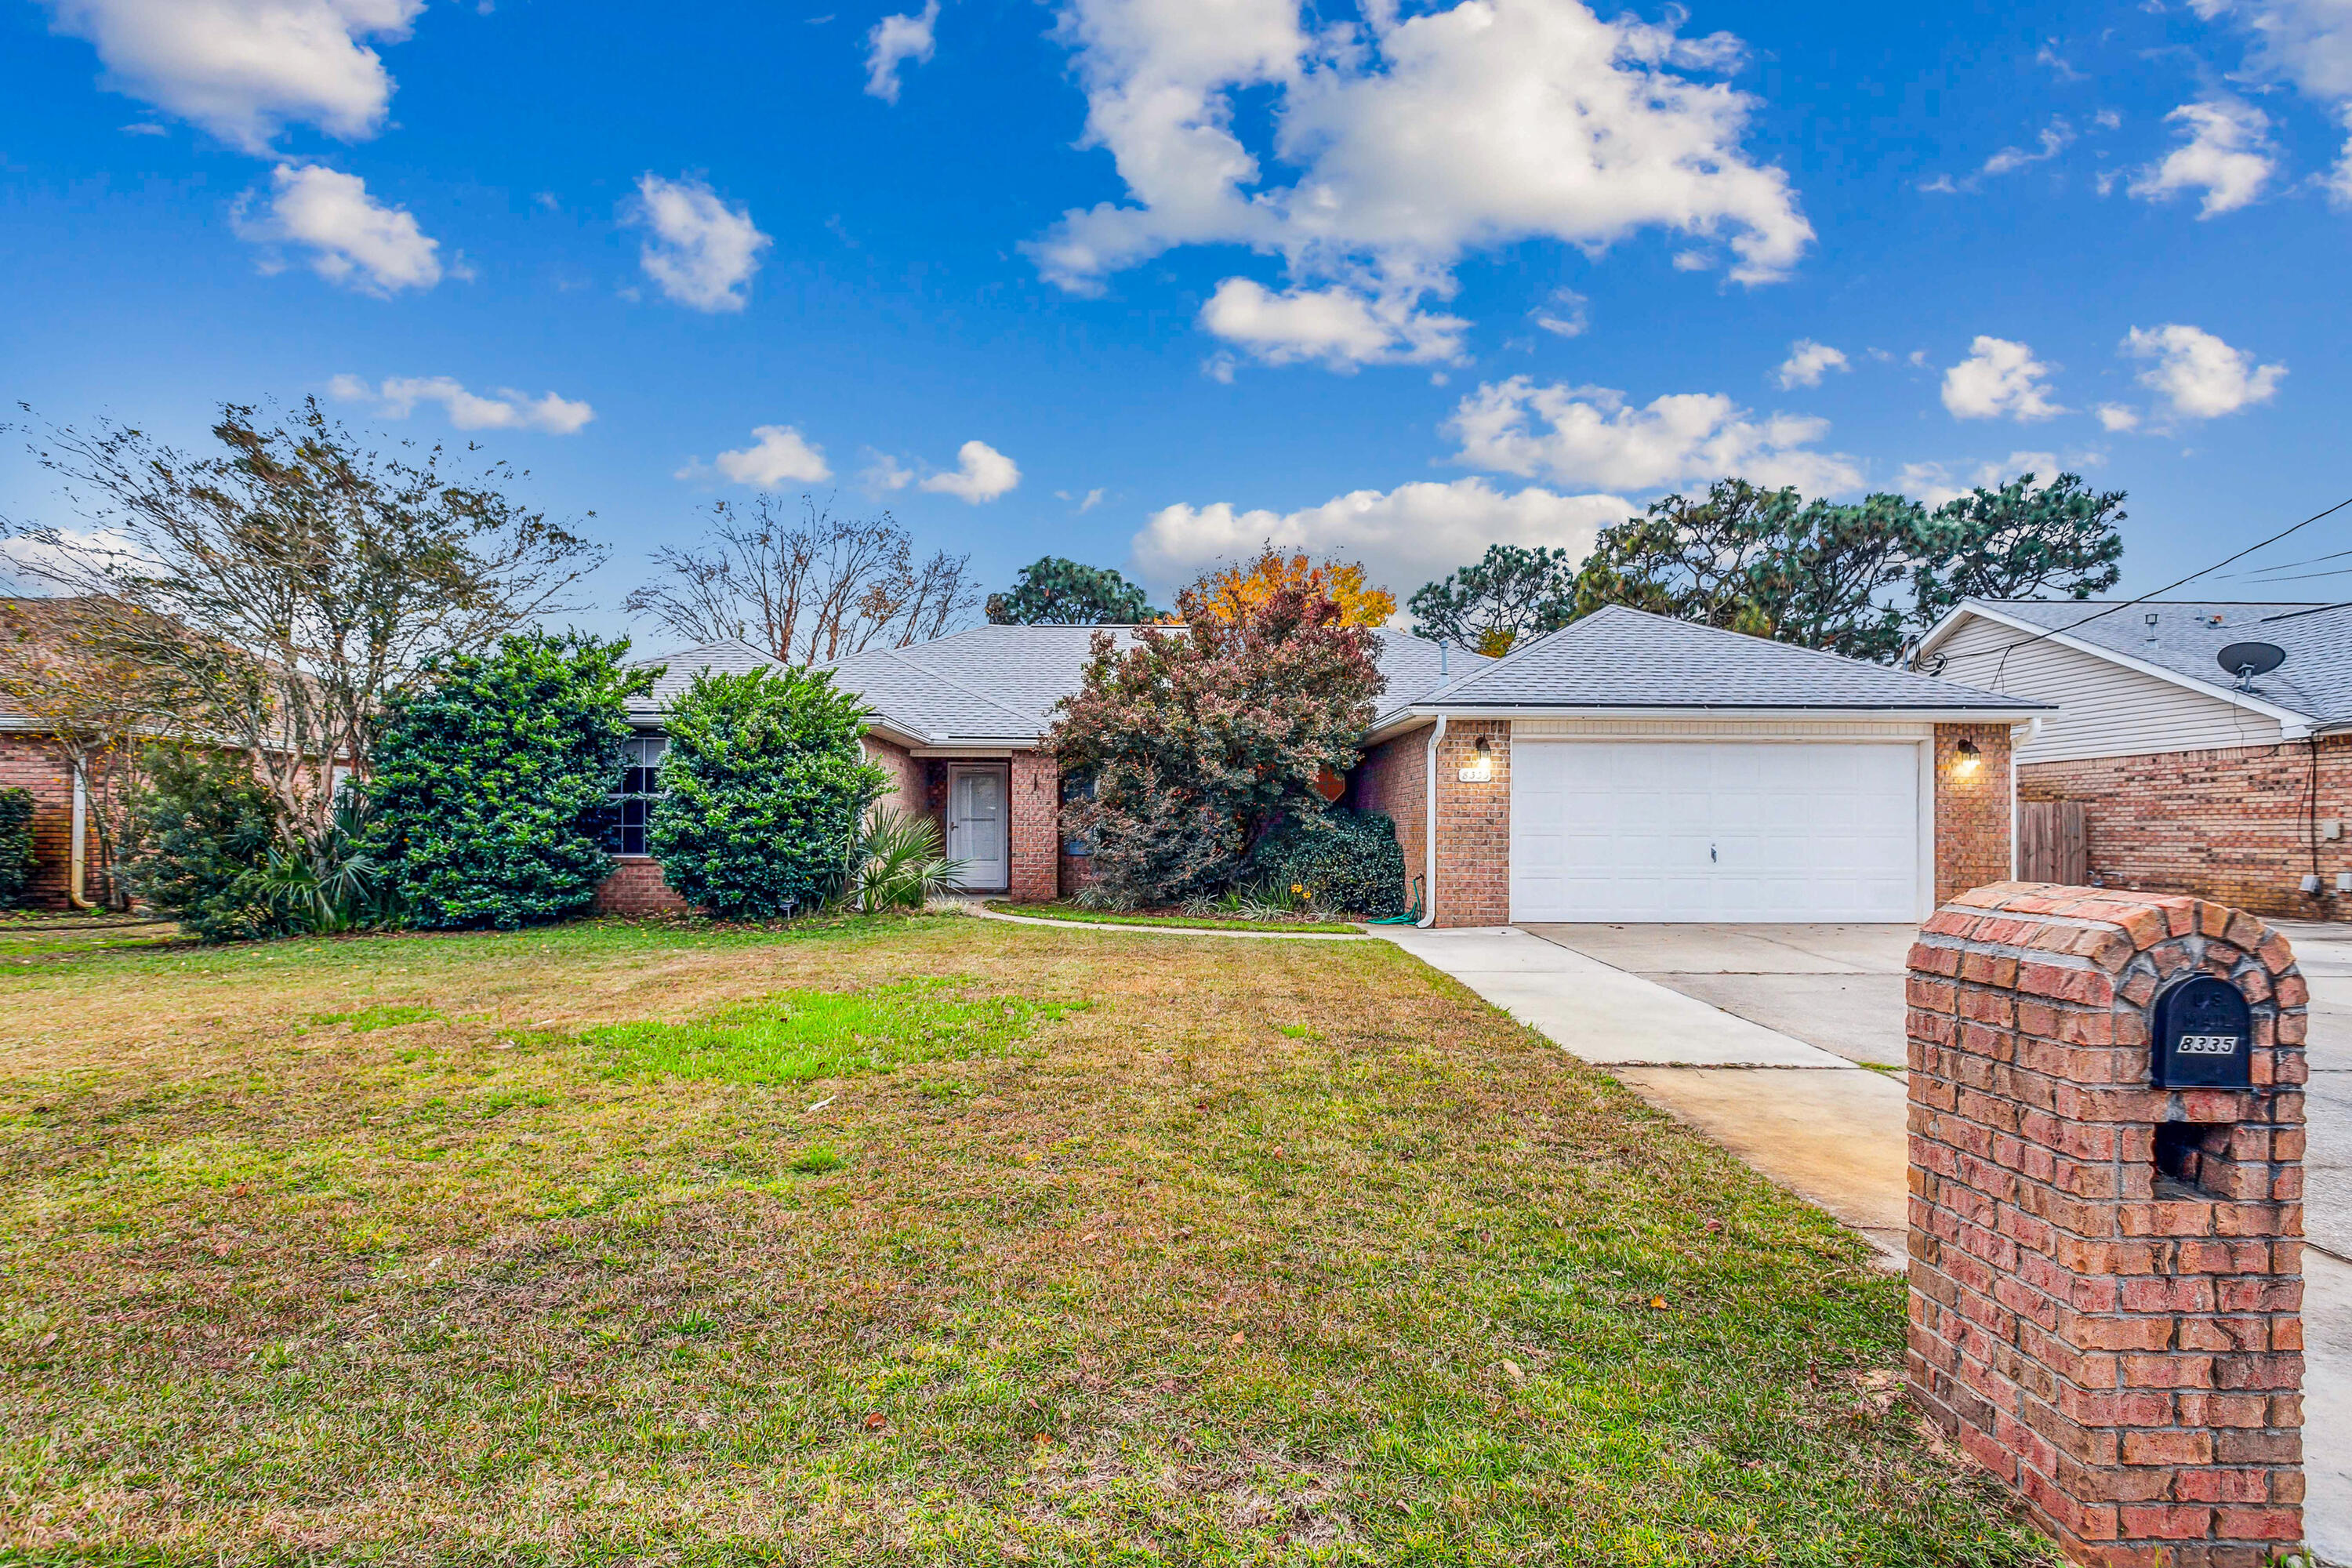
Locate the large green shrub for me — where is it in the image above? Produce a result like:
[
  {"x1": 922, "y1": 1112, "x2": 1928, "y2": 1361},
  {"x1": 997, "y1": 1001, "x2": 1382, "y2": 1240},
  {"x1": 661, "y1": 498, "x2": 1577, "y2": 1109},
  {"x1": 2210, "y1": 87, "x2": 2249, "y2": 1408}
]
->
[
  {"x1": 647, "y1": 666, "x2": 885, "y2": 920},
  {"x1": 368, "y1": 632, "x2": 653, "y2": 929},
  {"x1": 0, "y1": 788, "x2": 34, "y2": 906},
  {"x1": 124, "y1": 750, "x2": 286, "y2": 941},
  {"x1": 1244, "y1": 808, "x2": 1408, "y2": 918}
]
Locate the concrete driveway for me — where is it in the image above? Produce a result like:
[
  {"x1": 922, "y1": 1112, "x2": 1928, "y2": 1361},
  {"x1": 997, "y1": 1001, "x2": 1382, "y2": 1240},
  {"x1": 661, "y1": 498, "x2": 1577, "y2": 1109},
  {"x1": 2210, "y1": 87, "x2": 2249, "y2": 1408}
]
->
[{"x1": 1526, "y1": 918, "x2": 2351, "y2": 1261}]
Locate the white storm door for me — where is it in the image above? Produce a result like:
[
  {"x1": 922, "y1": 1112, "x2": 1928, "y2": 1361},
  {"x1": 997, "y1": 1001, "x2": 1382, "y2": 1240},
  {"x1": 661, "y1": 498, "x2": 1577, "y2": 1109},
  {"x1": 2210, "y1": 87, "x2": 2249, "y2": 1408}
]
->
[
  {"x1": 947, "y1": 766, "x2": 1009, "y2": 890},
  {"x1": 1509, "y1": 741, "x2": 1920, "y2": 923}
]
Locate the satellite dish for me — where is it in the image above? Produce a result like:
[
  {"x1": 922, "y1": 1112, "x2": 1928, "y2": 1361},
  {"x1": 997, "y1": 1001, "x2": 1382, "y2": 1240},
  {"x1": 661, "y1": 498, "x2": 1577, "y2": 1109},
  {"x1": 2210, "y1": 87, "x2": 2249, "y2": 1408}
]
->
[{"x1": 2217, "y1": 641, "x2": 2286, "y2": 687}]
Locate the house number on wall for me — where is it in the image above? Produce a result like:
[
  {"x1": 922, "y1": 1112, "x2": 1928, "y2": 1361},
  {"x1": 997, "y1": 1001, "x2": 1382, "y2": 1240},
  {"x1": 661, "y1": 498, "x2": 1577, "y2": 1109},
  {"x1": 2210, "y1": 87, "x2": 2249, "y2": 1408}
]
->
[{"x1": 2148, "y1": 975, "x2": 2254, "y2": 1090}]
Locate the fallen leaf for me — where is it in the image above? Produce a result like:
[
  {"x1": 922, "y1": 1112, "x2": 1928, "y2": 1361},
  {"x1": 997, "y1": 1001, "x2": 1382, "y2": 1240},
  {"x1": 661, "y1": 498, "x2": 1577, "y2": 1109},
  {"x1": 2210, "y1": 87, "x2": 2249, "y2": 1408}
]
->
[
  {"x1": 1229, "y1": 1330, "x2": 1245, "y2": 1346},
  {"x1": 862, "y1": 1413, "x2": 887, "y2": 1431},
  {"x1": 1647, "y1": 1297, "x2": 1668, "y2": 1310},
  {"x1": 1501, "y1": 1359, "x2": 1524, "y2": 1382}
]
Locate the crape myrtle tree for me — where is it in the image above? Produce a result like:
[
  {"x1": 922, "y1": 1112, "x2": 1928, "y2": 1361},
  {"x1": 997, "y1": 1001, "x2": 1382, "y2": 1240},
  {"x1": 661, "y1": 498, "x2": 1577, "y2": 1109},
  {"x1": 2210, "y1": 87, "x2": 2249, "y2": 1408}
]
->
[
  {"x1": 1048, "y1": 576, "x2": 1386, "y2": 909},
  {"x1": 368, "y1": 632, "x2": 655, "y2": 929},
  {"x1": 985, "y1": 557, "x2": 1160, "y2": 624},
  {"x1": 647, "y1": 666, "x2": 886, "y2": 919},
  {"x1": 1565, "y1": 472, "x2": 2124, "y2": 662},
  {"x1": 1407, "y1": 543, "x2": 1578, "y2": 657},
  {"x1": 4, "y1": 400, "x2": 603, "y2": 871}
]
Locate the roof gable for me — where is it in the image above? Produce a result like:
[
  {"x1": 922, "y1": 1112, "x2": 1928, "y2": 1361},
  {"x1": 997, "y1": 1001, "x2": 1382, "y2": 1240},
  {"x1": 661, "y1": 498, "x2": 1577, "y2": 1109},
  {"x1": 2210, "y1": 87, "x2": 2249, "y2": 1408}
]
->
[{"x1": 1920, "y1": 598, "x2": 2352, "y2": 728}]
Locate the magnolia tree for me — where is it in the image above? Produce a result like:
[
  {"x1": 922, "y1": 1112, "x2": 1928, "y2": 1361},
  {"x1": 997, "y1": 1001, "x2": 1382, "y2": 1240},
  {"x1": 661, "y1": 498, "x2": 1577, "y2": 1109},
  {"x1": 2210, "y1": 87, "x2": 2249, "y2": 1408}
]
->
[{"x1": 1048, "y1": 579, "x2": 1386, "y2": 908}]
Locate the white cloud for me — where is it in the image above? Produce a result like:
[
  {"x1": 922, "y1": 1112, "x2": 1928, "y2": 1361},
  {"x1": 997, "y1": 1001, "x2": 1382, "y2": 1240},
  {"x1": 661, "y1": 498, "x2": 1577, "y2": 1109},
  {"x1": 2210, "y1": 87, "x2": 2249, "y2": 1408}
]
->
[
  {"x1": 1940, "y1": 336, "x2": 2064, "y2": 422},
  {"x1": 861, "y1": 451, "x2": 916, "y2": 492},
  {"x1": 1774, "y1": 339, "x2": 1849, "y2": 390},
  {"x1": 329, "y1": 374, "x2": 593, "y2": 434},
  {"x1": 1896, "y1": 454, "x2": 2083, "y2": 508},
  {"x1": 233, "y1": 163, "x2": 441, "y2": 294},
  {"x1": 630, "y1": 174, "x2": 771, "y2": 313},
  {"x1": 1198, "y1": 278, "x2": 1465, "y2": 369},
  {"x1": 2123, "y1": 323, "x2": 2286, "y2": 420},
  {"x1": 1074, "y1": 487, "x2": 1105, "y2": 513},
  {"x1": 38, "y1": 0, "x2": 420, "y2": 152},
  {"x1": 676, "y1": 425, "x2": 833, "y2": 488},
  {"x1": 865, "y1": 0, "x2": 939, "y2": 102},
  {"x1": 2096, "y1": 403, "x2": 2143, "y2": 432},
  {"x1": 1530, "y1": 288, "x2": 1588, "y2": 338},
  {"x1": 1131, "y1": 477, "x2": 1631, "y2": 597},
  {"x1": 2126, "y1": 100, "x2": 2275, "y2": 216},
  {"x1": 1444, "y1": 376, "x2": 1864, "y2": 495},
  {"x1": 919, "y1": 440, "x2": 1021, "y2": 503},
  {"x1": 1981, "y1": 118, "x2": 2074, "y2": 176},
  {"x1": 1029, "y1": 0, "x2": 1810, "y2": 365},
  {"x1": 2191, "y1": 0, "x2": 2352, "y2": 99}
]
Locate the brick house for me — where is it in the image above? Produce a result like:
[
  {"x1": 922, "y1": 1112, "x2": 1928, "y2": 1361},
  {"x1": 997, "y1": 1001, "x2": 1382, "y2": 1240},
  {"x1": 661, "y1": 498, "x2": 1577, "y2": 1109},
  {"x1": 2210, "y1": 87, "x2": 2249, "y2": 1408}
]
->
[
  {"x1": 1915, "y1": 597, "x2": 2352, "y2": 919},
  {"x1": 598, "y1": 608, "x2": 2041, "y2": 927}
]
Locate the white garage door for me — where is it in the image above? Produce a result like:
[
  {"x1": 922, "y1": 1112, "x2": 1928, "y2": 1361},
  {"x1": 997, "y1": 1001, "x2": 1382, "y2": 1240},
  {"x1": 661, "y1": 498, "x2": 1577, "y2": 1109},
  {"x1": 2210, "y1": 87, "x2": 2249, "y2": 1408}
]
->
[{"x1": 1510, "y1": 740, "x2": 1922, "y2": 923}]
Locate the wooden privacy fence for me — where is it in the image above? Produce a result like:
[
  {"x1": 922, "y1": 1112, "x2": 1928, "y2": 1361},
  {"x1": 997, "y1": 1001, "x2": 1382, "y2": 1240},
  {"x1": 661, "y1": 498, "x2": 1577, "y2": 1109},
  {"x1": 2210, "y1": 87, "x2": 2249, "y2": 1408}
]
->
[{"x1": 2017, "y1": 800, "x2": 2087, "y2": 884}]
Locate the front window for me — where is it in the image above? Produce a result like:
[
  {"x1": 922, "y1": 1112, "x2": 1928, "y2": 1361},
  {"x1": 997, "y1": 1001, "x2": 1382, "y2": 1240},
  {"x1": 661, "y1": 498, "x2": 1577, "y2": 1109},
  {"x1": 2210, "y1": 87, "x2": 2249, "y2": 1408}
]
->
[{"x1": 601, "y1": 735, "x2": 667, "y2": 856}]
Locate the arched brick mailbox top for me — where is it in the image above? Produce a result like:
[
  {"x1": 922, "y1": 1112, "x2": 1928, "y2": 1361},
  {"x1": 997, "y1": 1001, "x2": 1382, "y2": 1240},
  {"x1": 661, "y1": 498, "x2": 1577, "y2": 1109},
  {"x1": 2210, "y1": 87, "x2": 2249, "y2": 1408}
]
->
[{"x1": 1906, "y1": 881, "x2": 2307, "y2": 1568}]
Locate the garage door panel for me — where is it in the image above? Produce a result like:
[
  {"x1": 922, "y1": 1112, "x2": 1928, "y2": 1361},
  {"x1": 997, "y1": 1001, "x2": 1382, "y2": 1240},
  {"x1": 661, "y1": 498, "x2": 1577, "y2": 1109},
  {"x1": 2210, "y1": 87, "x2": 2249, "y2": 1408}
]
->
[{"x1": 1509, "y1": 740, "x2": 1921, "y2": 923}]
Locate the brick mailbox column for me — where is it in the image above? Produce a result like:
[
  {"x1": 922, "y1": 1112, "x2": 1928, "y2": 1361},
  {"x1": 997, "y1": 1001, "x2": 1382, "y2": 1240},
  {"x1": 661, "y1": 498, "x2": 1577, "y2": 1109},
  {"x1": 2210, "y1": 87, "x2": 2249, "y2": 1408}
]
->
[{"x1": 1905, "y1": 882, "x2": 2307, "y2": 1567}]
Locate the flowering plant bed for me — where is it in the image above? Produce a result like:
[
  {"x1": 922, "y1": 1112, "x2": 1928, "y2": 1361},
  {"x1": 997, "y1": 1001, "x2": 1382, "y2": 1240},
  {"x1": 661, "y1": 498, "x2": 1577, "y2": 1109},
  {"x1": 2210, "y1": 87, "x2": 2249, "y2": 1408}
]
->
[{"x1": 985, "y1": 901, "x2": 1363, "y2": 934}]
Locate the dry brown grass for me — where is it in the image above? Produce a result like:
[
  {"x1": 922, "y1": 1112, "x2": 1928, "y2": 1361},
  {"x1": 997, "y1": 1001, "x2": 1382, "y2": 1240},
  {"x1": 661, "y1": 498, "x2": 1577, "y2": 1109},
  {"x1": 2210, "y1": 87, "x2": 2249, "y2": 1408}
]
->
[{"x1": 0, "y1": 913, "x2": 2054, "y2": 1566}]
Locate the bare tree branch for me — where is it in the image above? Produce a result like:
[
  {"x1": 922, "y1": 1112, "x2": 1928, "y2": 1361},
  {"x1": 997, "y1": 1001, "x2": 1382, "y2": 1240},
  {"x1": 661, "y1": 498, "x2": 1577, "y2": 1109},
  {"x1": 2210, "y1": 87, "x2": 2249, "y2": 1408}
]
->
[{"x1": 622, "y1": 495, "x2": 978, "y2": 663}]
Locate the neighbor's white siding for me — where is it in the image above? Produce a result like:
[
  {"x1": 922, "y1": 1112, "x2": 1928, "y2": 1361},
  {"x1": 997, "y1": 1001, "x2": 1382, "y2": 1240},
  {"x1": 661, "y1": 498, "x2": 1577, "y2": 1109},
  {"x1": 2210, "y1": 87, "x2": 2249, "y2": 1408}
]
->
[{"x1": 1931, "y1": 613, "x2": 2285, "y2": 764}]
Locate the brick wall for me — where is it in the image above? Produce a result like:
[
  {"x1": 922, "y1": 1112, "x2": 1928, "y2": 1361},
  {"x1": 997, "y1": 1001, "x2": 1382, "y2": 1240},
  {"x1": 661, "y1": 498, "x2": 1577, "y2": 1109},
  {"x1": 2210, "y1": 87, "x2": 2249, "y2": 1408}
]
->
[
  {"x1": 865, "y1": 735, "x2": 926, "y2": 817},
  {"x1": 590, "y1": 857, "x2": 694, "y2": 916},
  {"x1": 2022, "y1": 735, "x2": 2352, "y2": 920},
  {"x1": 1010, "y1": 749, "x2": 1059, "y2": 902},
  {"x1": 1348, "y1": 724, "x2": 1429, "y2": 916},
  {"x1": 1936, "y1": 721, "x2": 2014, "y2": 904},
  {"x1": 0, "y1": 735, "x2": 76, "y2": 907},
  {"x1": 1907, "y1": 883, "x2": 2306, "y2": 1566},
  {"x1": 1430, "y1": 720, "x2": 1510, "y2": 927}
]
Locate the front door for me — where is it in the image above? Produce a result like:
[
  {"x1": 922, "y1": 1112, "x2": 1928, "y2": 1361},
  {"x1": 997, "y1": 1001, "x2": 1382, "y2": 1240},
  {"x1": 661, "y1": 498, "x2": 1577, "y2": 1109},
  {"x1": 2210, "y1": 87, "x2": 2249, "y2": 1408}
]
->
[{"x1": 946, "y1": 765, "x2": 1009, "y2": 890}]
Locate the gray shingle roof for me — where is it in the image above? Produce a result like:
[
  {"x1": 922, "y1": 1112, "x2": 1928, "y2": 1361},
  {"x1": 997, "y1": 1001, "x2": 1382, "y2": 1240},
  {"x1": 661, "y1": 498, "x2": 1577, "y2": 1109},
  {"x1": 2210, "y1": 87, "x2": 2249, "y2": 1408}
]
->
[
  {"x1": 629, "y1": 623, "x2": 1487, "y2": 744},
  {"x1": 1409, "y1": 604, "x2": 2043, "y2": 713},
  {"x1": 1933, "y1": 598, "x2": 2352, "y2": 726}
]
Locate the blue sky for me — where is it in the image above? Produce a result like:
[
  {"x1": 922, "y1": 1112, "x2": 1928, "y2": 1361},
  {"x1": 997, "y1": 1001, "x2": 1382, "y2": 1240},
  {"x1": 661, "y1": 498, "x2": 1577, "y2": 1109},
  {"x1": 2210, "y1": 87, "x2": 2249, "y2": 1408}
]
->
[{"x1": 4, "y1": 0, "x2": 2349, "y2": 638}]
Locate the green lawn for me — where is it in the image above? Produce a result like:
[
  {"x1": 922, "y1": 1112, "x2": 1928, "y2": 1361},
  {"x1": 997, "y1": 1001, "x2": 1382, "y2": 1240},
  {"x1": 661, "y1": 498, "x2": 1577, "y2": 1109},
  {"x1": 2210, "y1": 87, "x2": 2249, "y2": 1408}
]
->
[
  {"x1": 0, "y1": 909, "x2": 180, "y2": 963},
  {"x1": 0, "y1": 913, "x2": 2052, "y2": 1566}
]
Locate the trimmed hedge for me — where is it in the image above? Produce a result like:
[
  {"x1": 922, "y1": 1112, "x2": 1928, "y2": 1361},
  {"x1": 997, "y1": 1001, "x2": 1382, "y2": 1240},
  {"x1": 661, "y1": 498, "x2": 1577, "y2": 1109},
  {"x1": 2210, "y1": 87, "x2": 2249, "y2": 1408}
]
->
[
  {"x1": 646, "y1": 666, "x2": 885, "y2": 920},
  {"x1": 1245, "y1": 808, "x2": 1408, "y2": 918},
  {"x1": 368, "y1": 632, "x2": 652, "y2": 930},
  {"x1": 0, "y1": 788, "x2": 34, "y2": 906}
]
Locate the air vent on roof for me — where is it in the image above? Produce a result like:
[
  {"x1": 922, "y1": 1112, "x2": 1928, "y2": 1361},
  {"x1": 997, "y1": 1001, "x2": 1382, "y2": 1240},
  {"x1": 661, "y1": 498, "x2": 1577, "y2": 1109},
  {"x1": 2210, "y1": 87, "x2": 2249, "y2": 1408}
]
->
[{"x1": 2216, "y1": 641, "x2": 2286, "y2": 691}]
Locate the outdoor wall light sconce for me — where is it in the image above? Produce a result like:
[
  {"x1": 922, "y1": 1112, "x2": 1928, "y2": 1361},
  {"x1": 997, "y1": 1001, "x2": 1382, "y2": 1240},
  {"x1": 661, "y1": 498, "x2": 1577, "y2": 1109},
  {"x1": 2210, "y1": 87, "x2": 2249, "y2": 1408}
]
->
[
  {"x1": 1952, "y1": 739, "x2": 1983, "y2": 779},
  {"x1": 1459, "y1": 736, "x2": 1494, "y2": 783}
]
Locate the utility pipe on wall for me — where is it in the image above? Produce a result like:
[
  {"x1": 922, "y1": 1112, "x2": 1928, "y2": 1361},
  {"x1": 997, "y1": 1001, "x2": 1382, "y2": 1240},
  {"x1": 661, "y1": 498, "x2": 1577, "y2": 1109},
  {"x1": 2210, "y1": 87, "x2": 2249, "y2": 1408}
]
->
[
  {"x1": 1416, "y1": 713, "x2": 1447, "y2": 929},
  {"x1": 68, "y1": 763, "x2": 96, "y2": 909}
]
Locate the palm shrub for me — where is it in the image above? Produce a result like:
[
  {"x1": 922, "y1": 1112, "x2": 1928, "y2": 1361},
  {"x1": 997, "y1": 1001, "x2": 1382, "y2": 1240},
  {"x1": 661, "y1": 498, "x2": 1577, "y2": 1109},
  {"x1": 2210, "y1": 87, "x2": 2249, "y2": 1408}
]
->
[
  {"x1": 123, "y1": 749, "x2": 286, "y2": 940},
  {"x1": 368, "y1": 632, "x2": 653, "y2": 929},
  {"x1": 1243, "y1": 808, "x2": 1407, "y2": 917},
  {"x1": 648, "y1": 666, "x2": 885, "y2": 919},
  {"x1": 252, "y1": 792, "x2": 393, "y2": 934},
  {"x1": 0, "y1": 788, "x2": 34, "y2": 906},
  {"x1": 840, "y1": 806, "x2": 966, "y2": 913}
]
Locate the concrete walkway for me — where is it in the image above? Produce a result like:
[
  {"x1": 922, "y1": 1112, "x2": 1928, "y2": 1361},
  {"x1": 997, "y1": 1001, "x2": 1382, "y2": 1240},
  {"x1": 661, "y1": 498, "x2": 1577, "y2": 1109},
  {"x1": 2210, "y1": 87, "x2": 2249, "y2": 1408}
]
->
[{"x1": 1377, "y1": 920, "x2": 2350, "y2": 1565}]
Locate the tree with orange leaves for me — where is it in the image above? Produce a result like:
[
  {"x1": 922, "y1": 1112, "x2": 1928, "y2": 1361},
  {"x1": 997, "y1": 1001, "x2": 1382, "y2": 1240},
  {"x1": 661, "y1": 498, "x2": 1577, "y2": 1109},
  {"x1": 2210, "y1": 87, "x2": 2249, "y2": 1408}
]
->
[{"x1": 1189, "y1": 546, "x2": 1395, "y2": 627}]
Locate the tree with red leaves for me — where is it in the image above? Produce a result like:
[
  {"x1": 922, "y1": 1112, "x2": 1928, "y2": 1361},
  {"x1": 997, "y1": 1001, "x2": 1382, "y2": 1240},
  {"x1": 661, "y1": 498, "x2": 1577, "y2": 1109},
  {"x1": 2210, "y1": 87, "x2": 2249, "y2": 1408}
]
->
[{"x1": 1047, "y1": 577, "x2": 1385, "y2": 908}]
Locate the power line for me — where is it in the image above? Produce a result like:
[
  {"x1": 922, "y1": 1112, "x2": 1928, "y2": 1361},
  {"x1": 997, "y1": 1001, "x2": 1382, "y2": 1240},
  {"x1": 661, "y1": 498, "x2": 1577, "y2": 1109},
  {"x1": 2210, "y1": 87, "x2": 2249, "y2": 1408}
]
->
[{"x1": 1922, "y1": 490, "x2": 2352, "y2": 674}]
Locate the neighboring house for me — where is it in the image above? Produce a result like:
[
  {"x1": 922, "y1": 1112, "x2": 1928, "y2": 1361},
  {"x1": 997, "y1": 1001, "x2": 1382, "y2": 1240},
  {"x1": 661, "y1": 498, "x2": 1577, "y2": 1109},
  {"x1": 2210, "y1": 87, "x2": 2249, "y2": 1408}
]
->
[
  {"x1": 1915, "y1": 597, "x2": 2352, "y2": 918},
  {"x1": 604, "y1": 606, "x2": 2040, "y2": 927}
]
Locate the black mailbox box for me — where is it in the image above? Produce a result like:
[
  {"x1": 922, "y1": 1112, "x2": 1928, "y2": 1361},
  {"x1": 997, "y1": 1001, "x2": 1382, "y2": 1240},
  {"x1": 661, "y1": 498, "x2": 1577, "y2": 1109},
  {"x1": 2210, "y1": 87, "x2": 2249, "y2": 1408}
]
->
[{"x1": 2149, "y1": 975, "x2": 2254, "y2": 1089}]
